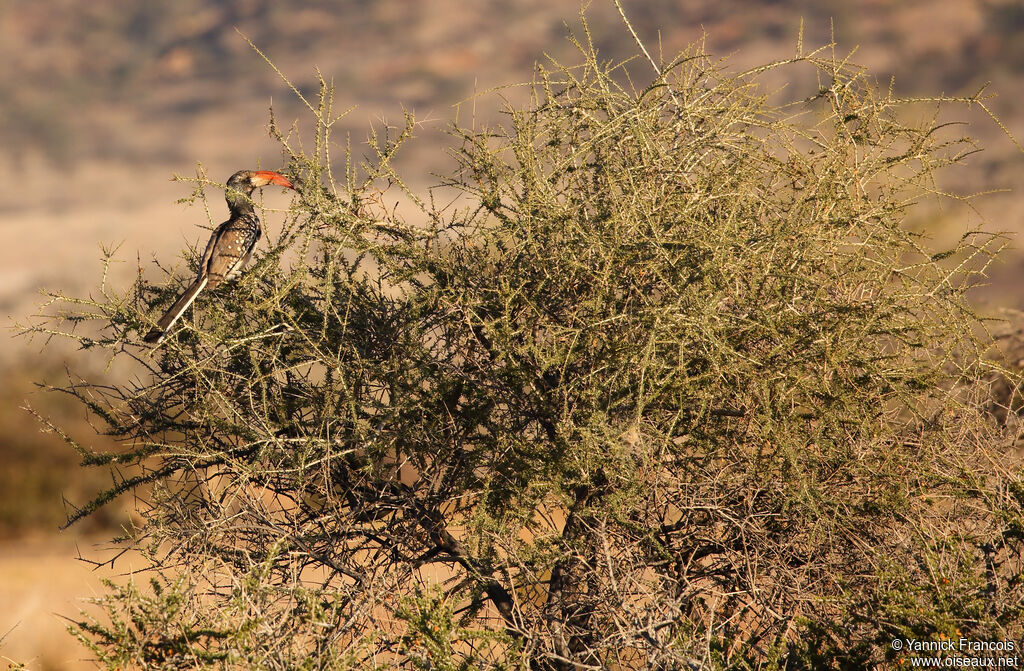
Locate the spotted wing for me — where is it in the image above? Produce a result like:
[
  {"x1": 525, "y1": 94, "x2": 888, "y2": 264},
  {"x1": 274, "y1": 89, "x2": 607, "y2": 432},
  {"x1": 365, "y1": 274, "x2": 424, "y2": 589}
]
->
[{"x1": 204, "y1": 212, "x2": 262, "y2": 288}]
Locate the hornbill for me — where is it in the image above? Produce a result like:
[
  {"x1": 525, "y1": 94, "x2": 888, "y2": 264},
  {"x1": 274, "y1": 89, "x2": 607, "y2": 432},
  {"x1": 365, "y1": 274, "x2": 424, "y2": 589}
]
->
[{"x1": 143, "y1": 169, "x2": 295, "y2": 344}]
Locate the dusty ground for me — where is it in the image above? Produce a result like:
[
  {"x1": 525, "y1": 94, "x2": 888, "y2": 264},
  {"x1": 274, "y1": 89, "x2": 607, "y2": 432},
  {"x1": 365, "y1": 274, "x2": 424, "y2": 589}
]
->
[{"x1": 0, "y1": 535, "x2": 143, "y2": 671}]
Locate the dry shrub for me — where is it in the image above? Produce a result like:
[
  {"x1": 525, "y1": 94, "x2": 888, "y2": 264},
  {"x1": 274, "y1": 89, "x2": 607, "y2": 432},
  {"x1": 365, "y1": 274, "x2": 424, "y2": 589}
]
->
[{"x1": 21, "y1": 15, "x2": 1024, "y2": 671}]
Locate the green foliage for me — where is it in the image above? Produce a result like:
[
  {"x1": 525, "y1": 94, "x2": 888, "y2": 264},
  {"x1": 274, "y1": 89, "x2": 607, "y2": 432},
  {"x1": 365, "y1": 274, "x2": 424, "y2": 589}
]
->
[
  {"x1": 395, "y1": 585, "x2": 516, "y2": 671},
  {"x1": 71, "y1": 575, "x2": 234, "y2": 669},
  {"x1": 21, "y1": 13, "x2": 1024, "y2": 671},
  {"x1": 71, "y1": 544, "x2": 368, "y2": 670}
]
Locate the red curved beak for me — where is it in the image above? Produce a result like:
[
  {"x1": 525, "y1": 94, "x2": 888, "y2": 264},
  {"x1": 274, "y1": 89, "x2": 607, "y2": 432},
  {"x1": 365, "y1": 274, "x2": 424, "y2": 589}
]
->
[{"x1": 253, "y1": 170, "x2": 294, "y2": 189}]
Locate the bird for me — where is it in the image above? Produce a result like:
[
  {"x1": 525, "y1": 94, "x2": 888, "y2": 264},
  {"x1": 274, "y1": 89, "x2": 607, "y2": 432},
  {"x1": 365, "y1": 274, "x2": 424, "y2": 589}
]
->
[{"x1": 143, "y1": 169, "x2": 295, "y2": 344}]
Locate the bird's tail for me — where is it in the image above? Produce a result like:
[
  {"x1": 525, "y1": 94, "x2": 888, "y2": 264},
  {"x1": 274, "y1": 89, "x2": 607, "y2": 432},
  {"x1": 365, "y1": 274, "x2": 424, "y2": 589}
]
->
[{"x1": 143, "y1": 276, "x2": 209, "y2": 344}]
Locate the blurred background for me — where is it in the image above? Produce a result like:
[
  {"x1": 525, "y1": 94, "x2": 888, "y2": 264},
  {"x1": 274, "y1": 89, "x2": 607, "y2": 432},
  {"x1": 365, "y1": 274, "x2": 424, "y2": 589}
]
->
[{"x1": 2, "y1": 1, "x2": 1023, "y2": 668}]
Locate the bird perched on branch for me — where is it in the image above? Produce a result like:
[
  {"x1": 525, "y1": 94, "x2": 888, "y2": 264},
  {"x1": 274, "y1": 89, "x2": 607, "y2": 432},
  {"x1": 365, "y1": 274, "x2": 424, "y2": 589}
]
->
[{"x1": 143, "y1": 169, "x2": 295, "y2": 344}]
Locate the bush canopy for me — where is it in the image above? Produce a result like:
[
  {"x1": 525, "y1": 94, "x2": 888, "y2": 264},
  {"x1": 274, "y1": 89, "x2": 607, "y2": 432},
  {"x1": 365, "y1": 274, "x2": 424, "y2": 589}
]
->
[{"x1": 23, "y1": 16, "x2": 1024, "y2": 671}]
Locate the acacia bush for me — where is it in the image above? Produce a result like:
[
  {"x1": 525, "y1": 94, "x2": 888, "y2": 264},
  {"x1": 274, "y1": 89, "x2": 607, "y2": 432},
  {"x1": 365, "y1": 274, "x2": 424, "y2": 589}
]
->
[{"x1": 23, "y1": 19, "x2": 1024, "y2": 671}]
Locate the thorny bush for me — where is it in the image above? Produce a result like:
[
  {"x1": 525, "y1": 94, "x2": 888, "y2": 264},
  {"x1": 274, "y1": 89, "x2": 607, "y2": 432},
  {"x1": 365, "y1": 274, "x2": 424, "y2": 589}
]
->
[{"x1": 22, "y1": 20, "x2": 1024, "y2": 671}]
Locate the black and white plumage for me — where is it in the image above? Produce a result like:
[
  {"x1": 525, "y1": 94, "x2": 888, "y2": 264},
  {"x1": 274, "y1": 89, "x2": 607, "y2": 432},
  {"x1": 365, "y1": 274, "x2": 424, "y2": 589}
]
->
[{"x1": 143, "y1": 169, "x2": 294, "y2": 344}]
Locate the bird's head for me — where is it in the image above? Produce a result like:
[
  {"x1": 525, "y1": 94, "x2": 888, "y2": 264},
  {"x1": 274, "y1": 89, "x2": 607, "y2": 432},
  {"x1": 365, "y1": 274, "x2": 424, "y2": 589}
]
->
[
  {"x1": 223, "y1": 169, "x2": 295, "y2": 213},
  {"x1": 227, "y1": 169, "x2": 295, "y2": 192}
]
